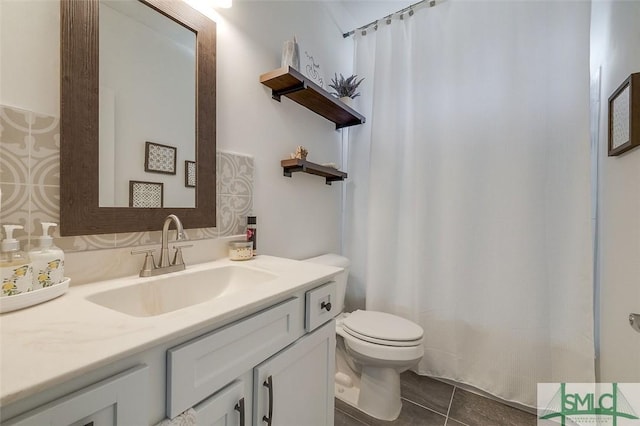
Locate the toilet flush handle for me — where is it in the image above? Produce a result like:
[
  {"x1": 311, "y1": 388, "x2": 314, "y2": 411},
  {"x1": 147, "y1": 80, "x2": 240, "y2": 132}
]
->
[{"x1": 321, "y1": 301, "x2": 332, "y2": 312}]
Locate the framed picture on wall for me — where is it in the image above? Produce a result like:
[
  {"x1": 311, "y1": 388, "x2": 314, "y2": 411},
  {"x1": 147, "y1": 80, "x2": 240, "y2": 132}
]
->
[
  {"x1": 185, "y1": 160, "x2": 196, "y2": 188},
  {"x1": 608, "y1": 72, "x2": 640, "y2": 156},
  {"x1": 129, "y1": 180, "x2": 164, "y2": 208},
  {"x1": 145, "y1": 141, "x2": 177, "y2": 174}
]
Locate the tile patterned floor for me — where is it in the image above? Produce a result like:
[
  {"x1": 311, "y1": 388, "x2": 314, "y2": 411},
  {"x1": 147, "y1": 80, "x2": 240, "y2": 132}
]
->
[{"x1": 335, "y1": 372, "x2": 537, "y2": 426}]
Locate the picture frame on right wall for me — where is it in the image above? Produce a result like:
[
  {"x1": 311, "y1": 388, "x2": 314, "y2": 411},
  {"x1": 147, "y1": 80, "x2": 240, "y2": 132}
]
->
[{"x1": 608, "y1": 72, "x2": 640, "y2": 156}]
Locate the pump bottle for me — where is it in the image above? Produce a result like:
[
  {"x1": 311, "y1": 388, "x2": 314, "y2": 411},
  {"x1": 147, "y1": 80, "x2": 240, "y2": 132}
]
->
[
  {"x1": 29, "y1": 222, "x2": 65, "y2": 289},
  {"x1": 1, "y1": 225, "x2": 33, "y2": 296}
]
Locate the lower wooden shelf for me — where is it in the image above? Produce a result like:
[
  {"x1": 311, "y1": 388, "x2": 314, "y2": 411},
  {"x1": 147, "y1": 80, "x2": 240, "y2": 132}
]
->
[{"x1": 281, "y1": 159, "x2": 347, "y2": 185}]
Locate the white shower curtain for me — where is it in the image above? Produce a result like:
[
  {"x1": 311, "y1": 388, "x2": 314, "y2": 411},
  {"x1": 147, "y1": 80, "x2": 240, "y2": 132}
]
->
[{"x1": 345, "y1": 1, "x2": 594, "y2": 408}]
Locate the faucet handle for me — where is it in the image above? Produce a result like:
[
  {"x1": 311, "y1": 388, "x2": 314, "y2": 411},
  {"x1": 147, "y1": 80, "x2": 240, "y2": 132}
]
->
[
  {"x1": 172, "y1": 244, "x2": 193, "y2": 266},
  {"x1": 131, "y1": 249, "x2": 157, "y2": 277}
]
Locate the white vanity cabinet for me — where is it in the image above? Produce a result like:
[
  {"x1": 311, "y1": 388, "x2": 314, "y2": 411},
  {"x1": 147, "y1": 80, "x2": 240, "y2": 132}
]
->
[
  {"x1": 3, "y1": 365, "x2": 148, "y2": 426},
  {"x1": 1, "y1": 278, "x2": 338, "y2": 426},
  {"x1": 176, "y1": 319, "x2": 335, "y2": 426},
  {"x1": 167, "y1": 297, "x2": 304, "y2": 419},
  {"x1": 167, "y1": 283, "x2": 337, "y2": 426},
  {"x1": 181, "y1": 320, "x2": 334, "y2": 426}
]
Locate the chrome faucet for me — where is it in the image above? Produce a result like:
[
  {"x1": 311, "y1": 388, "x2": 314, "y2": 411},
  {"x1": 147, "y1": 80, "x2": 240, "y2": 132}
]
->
[
  {"x1": 159, "y1": 214, "x2": 186, "y2": 267},
  {"x1": 132, "y1": 214, "x2": 191, "y2": 277}
]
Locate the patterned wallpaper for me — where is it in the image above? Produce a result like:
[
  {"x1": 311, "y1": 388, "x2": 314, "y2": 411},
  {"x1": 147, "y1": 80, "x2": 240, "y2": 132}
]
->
[{"x1": 0, "y1": 105, "x2": 253, "y2": 252}]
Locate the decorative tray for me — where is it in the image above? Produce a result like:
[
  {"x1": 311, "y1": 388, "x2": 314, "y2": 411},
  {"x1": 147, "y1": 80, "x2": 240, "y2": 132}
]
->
[{"x1": 0, "y1": 278, "x2": 70, "y2": 314}]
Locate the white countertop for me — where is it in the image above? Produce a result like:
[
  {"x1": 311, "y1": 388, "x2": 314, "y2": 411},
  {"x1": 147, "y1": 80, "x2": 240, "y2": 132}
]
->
[{"x1": 0, "y1": 255, "x2": 341, "y2": 406}]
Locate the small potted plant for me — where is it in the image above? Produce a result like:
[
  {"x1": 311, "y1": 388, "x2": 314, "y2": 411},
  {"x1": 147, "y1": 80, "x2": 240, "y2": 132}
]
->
[{"x1": 328, "y1": 73, "x2": 364, "y2": 107}]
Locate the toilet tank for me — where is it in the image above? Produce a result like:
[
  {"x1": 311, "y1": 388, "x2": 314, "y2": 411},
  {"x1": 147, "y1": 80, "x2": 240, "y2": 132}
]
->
[{"x1": 304, "y1": 254, "x2": 351, "y2": 314}]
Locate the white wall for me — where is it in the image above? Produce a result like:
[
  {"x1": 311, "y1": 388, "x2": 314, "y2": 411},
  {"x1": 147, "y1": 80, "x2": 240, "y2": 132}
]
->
[
  {"x1": 591, "y1": 1, "x2": 640, "y2": 382},
  {"x1": 215, "y1": 1, "x2": 353, "y2": 259},
  {"x1": 0, "y1": 0, "x2": 354, "y2": 259}
]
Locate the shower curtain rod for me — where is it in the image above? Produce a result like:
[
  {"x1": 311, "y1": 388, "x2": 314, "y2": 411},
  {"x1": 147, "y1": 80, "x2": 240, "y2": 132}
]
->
[{"x1": 342, "y1": 0, "x2": 437, "y2": 38}]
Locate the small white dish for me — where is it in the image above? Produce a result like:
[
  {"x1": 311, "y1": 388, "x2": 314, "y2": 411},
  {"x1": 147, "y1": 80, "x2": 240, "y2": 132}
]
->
[{"x1": 0, "y1": 278, "x2": 70, "y2": 314}]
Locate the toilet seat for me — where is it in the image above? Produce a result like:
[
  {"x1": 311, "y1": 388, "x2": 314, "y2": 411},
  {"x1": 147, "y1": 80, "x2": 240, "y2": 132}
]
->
[
  {"x1": 337, "y1": 326, "x2": 424, "y2": 363},
  {"x1": 342, "y1": 310, "x2": 423, "y2": 347},
  {"x1": 342, "y1": 327, "x2": 422, "y2": 347}
]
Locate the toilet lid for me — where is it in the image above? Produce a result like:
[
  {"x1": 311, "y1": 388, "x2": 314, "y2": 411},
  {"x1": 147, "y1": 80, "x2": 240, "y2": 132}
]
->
[{"x1": 342, "y1": 310, "x2": 423, "y2": 346}]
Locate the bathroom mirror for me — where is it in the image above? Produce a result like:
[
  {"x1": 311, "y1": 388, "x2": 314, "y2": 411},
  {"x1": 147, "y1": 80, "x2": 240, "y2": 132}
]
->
[
  {"x1": 60, "y1": 0, "x2": 216, "y2": 236},
  {"x1": 99, "y1": 0, "x2": 196, "y2": 208}
]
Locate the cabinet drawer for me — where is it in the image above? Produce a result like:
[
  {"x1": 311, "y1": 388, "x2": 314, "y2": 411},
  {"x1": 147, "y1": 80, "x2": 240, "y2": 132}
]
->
[
  {"x1": 167, "y1": 298, "x2": 302, "y2": 418},
  {"x1": 4, "y1": 365, "x2": 148, "y2": 426},
  {"x1": 305, "y1": 282, "x2": 337, "y2": 332}
]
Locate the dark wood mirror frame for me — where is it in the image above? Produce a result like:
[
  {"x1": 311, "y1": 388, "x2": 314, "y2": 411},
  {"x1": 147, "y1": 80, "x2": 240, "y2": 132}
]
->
[{"x1": 60, "y1": 0, "x2": 216, "y2": 236}]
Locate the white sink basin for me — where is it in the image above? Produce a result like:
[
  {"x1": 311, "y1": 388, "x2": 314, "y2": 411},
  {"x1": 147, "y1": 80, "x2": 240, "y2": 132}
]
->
[{"x1": 86, "y1": 265, "x2": 277, "y2": 317}]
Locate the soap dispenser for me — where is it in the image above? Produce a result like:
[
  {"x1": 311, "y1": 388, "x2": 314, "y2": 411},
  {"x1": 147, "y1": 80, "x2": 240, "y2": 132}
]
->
[
  {"x1": 1, "y1": 225, "x2": 33, "y2": 296},
  {"x1": 29, "y1": 222, "x2": 65, "y2": 289}
]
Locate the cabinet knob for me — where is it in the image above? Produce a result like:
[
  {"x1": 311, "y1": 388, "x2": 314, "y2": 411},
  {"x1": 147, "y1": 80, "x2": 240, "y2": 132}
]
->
[{"x1": 321, "y1": 301, "x2": 332, "y2": 312}]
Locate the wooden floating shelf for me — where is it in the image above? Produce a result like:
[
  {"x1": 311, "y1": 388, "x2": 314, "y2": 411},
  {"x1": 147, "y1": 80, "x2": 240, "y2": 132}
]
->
[
  {"x1": 260, "y1": 67, "x2": 366, "y2": 130},
  {"x1": 281, "y1": 159, "x2": 347, "y2": 185}
]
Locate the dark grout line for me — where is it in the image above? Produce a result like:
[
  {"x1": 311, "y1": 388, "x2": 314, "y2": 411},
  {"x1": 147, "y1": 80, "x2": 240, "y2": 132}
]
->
[
  {"x1": 400, "y1": 397, "x2": 449, "y2": 419},
  {"x1": 400, "y1": 391, "x2": 471, "y2": 426}
]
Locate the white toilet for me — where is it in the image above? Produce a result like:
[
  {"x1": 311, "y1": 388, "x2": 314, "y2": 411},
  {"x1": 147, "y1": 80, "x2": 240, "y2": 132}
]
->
[{"x1": 305, "y1": 254, "x2": 424, "y2": 421}]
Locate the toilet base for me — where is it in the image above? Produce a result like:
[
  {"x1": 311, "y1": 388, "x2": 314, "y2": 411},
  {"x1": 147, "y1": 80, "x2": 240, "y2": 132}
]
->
[
  {"x1": 335, "y1": 381, "x2": 360, "y2": 409},
  {"x1": 359, "y1": 366, "x2": 402, "y2": 421},
  {"x1": 334, "y1": 367, "x2": 403, "y2": 421}
]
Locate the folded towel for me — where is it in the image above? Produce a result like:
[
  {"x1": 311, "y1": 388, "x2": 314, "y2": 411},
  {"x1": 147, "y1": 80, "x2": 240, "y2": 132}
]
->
[{"x1": 154, "y1": 408, "x2": 197, "y2": 426}]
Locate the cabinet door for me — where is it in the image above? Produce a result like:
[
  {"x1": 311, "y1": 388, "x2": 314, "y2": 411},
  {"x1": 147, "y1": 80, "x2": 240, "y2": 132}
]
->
[
  {"x1": 253, "y1": 320, "x2": 335, "y2": 426},
  {"x1": 4, "y1": 365, "x2": 148, "y2": 426},
  {"x1": 193, "y1": 380, "x2": 246, "y2": 426}
]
